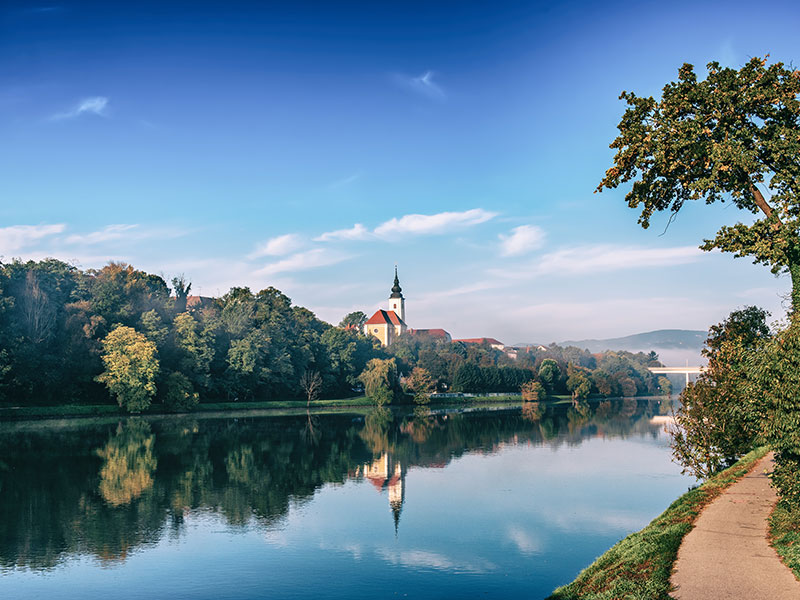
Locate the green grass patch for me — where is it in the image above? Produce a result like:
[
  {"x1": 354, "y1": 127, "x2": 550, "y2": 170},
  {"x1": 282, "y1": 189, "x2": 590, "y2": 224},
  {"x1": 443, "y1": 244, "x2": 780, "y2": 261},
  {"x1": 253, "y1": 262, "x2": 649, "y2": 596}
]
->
[
  {"x1": 548, "y1": 446, "x2": 769, "y2": 600},
  {"x1": 770, "y1": 502, "x2": 800, "y2": 580}
]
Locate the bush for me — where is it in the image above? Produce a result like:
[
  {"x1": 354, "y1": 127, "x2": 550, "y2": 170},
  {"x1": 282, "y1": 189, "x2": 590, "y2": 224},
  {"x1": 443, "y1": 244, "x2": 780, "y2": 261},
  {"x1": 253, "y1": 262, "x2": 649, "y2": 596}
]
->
[
  {"x1": 162, "y1": 371, "x2": 199, "y2": 411},
  {"x1": 521, "y1": 380, "x2": 546, "y2": 402}
]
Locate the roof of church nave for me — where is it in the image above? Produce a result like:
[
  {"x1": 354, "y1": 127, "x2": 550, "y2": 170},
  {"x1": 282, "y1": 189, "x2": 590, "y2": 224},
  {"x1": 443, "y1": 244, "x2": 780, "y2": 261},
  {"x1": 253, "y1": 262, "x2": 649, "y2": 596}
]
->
[{"x1": 365, "y1": 309, "x2": 406, "y2": 326}]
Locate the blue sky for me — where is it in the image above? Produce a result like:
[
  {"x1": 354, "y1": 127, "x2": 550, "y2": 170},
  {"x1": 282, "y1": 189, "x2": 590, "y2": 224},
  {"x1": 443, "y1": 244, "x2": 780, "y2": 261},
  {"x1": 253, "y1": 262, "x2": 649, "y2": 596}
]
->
[{"x1": 2, "y1": 0, "x2": 800, "y2": 344}]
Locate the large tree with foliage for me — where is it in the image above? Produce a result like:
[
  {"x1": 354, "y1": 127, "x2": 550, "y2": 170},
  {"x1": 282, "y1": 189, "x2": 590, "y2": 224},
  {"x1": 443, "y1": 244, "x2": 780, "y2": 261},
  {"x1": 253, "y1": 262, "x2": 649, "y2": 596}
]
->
[
  {"x1": 598, "y1": 57, "x2": 800, "y2": 314},
  {"x1": 97, "y1": 326, "x2": 160, "y2": 412}
]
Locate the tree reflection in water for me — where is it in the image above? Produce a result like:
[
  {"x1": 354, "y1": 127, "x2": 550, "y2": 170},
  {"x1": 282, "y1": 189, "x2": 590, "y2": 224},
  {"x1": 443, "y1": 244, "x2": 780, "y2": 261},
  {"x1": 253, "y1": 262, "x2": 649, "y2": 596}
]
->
[
  {"x1": 0, "y1": 398, "x2": 673, "y2": 570},
  {"x1": 96, "y1": 420, "x2": 157, "y2": 506}
]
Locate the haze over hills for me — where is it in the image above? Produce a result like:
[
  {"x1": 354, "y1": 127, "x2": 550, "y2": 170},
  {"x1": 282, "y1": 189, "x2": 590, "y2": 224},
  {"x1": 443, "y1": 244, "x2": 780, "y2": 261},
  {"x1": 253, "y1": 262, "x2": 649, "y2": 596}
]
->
[
  {"x1": 515, "y1": 329, "x2": 708, "y2": 366},
  {"x1": 559, "y1": 329, "x2": 707, "y2": 353}
]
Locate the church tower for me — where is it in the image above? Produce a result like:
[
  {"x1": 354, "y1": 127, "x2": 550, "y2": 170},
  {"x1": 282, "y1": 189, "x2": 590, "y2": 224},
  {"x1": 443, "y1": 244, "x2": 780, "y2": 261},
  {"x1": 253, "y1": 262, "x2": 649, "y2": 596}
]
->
[{"x1": 388, "y1": 267, "x2": 405, "y2": 322}]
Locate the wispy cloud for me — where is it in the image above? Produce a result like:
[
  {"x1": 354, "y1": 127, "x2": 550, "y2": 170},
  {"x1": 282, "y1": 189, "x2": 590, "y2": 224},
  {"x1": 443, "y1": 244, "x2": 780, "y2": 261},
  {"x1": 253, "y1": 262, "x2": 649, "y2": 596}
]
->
[
  {"x1": 314, "y1": 224, "x2": 371, "y2": 242},
  {"x1": 65, "y1": 224, "x2": 138, "y2": 245},
  {"x1": 0, "y1": 224, "x2": 65, "y2": 255},
  {"x1": 491, "y1": 244, "x2": 703, "y2": 280},
  {"x1": 374, "y1": 208, "x2": 496, "y2": 237},
  {"x1": 328, "y1": 172, "x2": 362, "y2": 189},
  {"x1": 376, "y1": 548, "x2": 495, "y2": 574},
  {"x1": 64, "y1": 224, "x2": 187, "y2": 246},
  {"x1": 255, "y1": 249, "x2": 354, "y2": 277},
  {"x1": 248, "y1": 234, "x2": 304, "y2": 259},
  {"x1": 393, "y1": 70, "x2": 446, "y2": 101},
  {"x1": 51, "y1": 96, "x2": 109, "y2": 120},
  {"x1": 316, "y1": 209, "x2": 497, "y2": 242},
  {"x1": 499, "y1": 225, "x2": 546, "y2": 257}
]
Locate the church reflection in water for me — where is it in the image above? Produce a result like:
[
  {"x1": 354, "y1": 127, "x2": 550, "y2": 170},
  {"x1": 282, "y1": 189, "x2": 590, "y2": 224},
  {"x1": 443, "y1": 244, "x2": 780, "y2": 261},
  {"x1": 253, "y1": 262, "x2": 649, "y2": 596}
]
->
[{"x1": 354, "y1": 452, "x2": 406, "y2": 531}]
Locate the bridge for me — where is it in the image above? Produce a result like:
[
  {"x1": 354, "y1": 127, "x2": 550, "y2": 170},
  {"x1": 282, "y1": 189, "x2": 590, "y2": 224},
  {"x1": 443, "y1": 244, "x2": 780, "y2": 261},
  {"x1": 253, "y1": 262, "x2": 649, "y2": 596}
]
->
[{"x1": 648, "y1": 366, "x2": 706, "y2": 385}]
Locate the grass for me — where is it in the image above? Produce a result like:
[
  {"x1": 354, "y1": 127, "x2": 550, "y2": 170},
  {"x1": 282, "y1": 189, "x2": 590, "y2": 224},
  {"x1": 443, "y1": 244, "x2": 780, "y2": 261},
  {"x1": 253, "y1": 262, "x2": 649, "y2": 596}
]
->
[
  {"x1": 0, "y1": 392, "x2": 538, "y2": 420},
  {"x1": 769, "y1": 502, "x2": 800, "y2": 580},
  {"x1": 547, "y1": 446, "x2": 769, "y2": 600}
]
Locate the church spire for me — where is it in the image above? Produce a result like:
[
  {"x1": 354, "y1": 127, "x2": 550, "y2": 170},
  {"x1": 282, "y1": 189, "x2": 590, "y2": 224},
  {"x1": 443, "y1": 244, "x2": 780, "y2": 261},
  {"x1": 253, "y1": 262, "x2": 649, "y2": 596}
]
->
[{"x1": 390, "y1": 266, "x2": 403, "y2": 298}]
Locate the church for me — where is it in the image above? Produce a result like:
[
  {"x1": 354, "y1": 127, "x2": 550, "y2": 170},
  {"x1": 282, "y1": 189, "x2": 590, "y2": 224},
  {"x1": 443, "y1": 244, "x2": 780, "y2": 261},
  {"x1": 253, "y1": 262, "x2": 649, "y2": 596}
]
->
[
  {"x1": 363, "y1": 268, "x2": 408, "y2": 346},
  {"x1": 363, "y1": 269, "x2": 452, "y2": 346}
]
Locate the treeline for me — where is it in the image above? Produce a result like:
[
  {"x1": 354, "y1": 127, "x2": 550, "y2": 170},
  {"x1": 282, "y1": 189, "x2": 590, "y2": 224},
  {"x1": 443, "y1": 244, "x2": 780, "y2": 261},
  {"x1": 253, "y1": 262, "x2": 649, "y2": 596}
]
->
[
  {"x1": 670, "y1": 306, "x2": 800, "y2": 508},
  {"x1": 386, "y1": 333, "x2": 668, "y2": 398},
  {"x1": 0, "y1": 259, "x2": 379, "y2": 409},
  {"x1": 0, "y1": 259, "x2": 667, "y2": 412}
]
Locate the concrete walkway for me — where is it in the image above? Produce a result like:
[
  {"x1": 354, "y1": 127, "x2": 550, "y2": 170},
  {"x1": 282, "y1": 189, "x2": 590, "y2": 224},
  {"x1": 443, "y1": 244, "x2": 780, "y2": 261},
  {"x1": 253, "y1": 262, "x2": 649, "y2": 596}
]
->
[{"x1": 671, "y1": 452, "x2": 800, "y2": 600}]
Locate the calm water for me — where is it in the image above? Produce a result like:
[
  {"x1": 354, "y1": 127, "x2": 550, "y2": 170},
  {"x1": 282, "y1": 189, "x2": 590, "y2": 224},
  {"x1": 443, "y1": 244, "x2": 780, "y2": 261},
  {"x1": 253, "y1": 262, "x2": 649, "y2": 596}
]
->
[{"x1": 0, "y1": 399, "x2": 692, "y2": 599}]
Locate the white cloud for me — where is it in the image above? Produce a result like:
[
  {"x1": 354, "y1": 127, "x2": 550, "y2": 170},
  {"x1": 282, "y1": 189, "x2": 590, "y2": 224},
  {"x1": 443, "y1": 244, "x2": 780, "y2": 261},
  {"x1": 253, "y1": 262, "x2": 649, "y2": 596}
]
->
[
  {"x1": 248, "y1": 234, "x2": 304, "y2": 259},
  {"x1": 534, "y1": 245, "x2": 703, "y2": 276},
  {"x1": 0, "y1": 224, "x2": 65, "y2": 255},
  {"x1": 51, "y1": 96, "x2": 109, "y2": 120},
  {"x1": 393, "y1": 71, "x2": 446, "y2": 101},
  {"x1": 65, "y1": 224, "x2": 138, "y2": 245},
  {"x1": 316, "y1": 209, "x2": 496, "y2": 243},
  {"x1": 255, "y1": 249, "x2": 354, "y2": 277},
  {"x1": 490, "y1": 244, "x2": 704, "y2": 280},
  {"x1": 499, "y1": 225, "x2": 546, "y2": 257},
  {"x1": 315, "y1": 224, "x2": 371, "y2": 242},
  {"x1": 374, "y1": 208, "x2": 497, "y2": 237},
  {"x1": 64, "y1": 224, "x2": 187, "y2": 246}
]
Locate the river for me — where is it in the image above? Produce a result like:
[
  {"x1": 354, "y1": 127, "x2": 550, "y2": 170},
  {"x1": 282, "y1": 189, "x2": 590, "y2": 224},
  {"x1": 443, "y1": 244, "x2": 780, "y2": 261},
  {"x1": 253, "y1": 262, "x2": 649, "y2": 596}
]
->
[{"x1": 0, "y1": 398, "x2": 693, "y2": 599}]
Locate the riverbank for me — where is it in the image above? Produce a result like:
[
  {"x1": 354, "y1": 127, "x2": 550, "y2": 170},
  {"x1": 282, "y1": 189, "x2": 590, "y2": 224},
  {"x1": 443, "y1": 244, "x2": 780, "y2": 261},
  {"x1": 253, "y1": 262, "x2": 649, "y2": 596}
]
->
[
  {"x1": 0, "y1": 392, "x2": 562, "y2": 420},
  {"x1": 547, "y1": 446, "x2": 769, "y2": 600}
]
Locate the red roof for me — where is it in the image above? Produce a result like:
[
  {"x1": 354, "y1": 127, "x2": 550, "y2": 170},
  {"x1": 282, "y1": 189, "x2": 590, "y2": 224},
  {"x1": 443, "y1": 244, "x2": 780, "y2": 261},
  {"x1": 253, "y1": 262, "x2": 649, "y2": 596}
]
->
[
  {"x1": 409, "y1": 328, "x2": 451, "y2": 340},
  {"x1": 365, "y1": 309, "x2": 406, "y2": 326},
  {"x1": 454, "y1": 337, "x2": 503, "y2": 346}
]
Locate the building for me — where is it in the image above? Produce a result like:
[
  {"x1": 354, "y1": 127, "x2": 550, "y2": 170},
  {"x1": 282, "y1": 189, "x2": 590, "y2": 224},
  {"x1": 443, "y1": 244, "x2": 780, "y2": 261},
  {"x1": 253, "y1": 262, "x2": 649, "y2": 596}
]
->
[
  {"x1": 454, "y1": 337, "x2": 505, "y2": 351},
  {"x1": 364, "y1": 268, "x2": 408, "y2": 346},
  {"x1": 408, "y1": 328, "x2": 452, "y2": 343}
]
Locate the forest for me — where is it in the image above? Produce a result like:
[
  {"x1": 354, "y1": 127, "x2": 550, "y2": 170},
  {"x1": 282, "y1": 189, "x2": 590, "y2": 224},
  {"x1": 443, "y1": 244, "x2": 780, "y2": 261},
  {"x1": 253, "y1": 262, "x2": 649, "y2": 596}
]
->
[{"x1": 0, "y1": 258, "x2": 666, "y2": 412}]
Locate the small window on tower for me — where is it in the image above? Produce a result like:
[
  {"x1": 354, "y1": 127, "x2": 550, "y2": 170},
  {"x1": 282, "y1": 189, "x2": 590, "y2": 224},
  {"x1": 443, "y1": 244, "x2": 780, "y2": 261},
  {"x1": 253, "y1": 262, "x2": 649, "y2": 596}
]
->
[{"x1": 373, "y1": 328, "x2": 379, "y2": 333}]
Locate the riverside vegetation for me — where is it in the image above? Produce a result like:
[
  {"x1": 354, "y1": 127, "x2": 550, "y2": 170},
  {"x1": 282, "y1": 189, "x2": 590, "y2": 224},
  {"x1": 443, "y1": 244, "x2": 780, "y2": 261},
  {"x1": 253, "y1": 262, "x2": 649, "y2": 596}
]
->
[
  {"x1": 550, "y1": 55, "x2": 800, "y2": 597},
  {"x1": 0, "y1": 259, "x2": 667, "y2": 415}
]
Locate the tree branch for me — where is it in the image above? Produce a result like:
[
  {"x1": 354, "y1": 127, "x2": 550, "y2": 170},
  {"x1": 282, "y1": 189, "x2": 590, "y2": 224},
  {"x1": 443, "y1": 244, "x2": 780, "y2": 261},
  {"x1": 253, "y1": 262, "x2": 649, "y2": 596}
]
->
[{"x1": 749, "y1": 183, "x2": 782, "y2": 225}]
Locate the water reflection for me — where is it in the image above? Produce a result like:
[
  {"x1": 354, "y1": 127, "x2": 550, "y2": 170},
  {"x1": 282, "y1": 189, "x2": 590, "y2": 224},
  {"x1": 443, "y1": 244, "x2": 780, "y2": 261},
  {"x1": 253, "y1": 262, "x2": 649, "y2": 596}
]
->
[{"x1": 0, "y1": 398, "x2": 673, "y2": 572}]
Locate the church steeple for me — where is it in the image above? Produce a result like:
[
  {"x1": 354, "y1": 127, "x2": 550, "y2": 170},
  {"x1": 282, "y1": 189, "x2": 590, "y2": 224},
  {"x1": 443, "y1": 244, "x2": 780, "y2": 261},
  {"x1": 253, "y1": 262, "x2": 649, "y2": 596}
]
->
[
  {"x1": 388, "y1": 266, "x2": 406, "y2": 323},
  {"x1": 390, "y1": 266, "x2": 403, "y2": 298}
]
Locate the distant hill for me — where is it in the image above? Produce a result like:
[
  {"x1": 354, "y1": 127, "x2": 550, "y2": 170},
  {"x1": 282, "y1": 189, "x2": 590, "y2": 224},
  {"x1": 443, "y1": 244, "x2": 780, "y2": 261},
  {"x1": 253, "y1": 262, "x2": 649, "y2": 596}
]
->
[{"x1": 558, "y1": 329, "x2": 707, "y2": 353}]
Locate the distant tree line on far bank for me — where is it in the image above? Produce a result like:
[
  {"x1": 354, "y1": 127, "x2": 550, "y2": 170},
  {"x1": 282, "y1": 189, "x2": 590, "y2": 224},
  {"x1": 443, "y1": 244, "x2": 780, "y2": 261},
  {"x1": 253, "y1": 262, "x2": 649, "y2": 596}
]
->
[{"x1": 0, "y1": 258, "x2": 669, "y2": 413}]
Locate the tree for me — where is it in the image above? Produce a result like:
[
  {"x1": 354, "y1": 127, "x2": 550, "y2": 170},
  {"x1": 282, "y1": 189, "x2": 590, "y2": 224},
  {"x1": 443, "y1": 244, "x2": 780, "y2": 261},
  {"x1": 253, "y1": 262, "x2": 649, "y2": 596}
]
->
[
  {"x1": 405, "y1": 366, "x2": 434, "y2": 404},
  {"x1": 598, "y1": 57, "x2": 800, "y2": 315},
  {"x1": 171, "y1": 275, "x2": 192, "y2": 313},
  {"x1": 162, "y1": 371, "x2": 199, "y2": 411},
  {"x1": 670, "y1": 307, "x2": 770, "y2": 478},
  {"x1": 657, "y1": 376, "x2": 672, "y2": 396},
  {"x1": 749, "y1": 322, "x2": 800, "y2": 503},
  {"x1": 359, "y1": 358, "x2": 400, "y2": 406},
  {"x1": 538, "y1": 359, "x2": 561, "y2": 394},
  {"x1": 300, "y1": 369, "x2": 323, "y2": 406},
  {"x1": 339, "y1": 311, "x2": 367, "y2": 330},
  {"x1": 566, "y1": 364, "x2": 592, "y2": 400},
  {"x1": 96, "y1": 326, "x2": 160, "y2": 412},
  {"x1": 521, "y1": 380, "x2": 546, "y2": 402}
]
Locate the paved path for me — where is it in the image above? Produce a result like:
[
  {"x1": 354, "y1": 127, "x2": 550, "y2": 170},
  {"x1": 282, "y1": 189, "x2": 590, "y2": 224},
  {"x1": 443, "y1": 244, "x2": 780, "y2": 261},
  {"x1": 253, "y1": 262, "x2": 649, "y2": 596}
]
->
[{"x1": 671, "y1": 452, "x2": 800, "y2": 600}]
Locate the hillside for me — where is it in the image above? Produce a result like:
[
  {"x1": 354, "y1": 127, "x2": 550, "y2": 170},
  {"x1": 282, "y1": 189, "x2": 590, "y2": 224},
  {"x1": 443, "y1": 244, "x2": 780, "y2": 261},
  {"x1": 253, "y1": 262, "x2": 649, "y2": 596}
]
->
[{"x1": 559, "y1": 329, "x2": 707, "y2": 353}]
